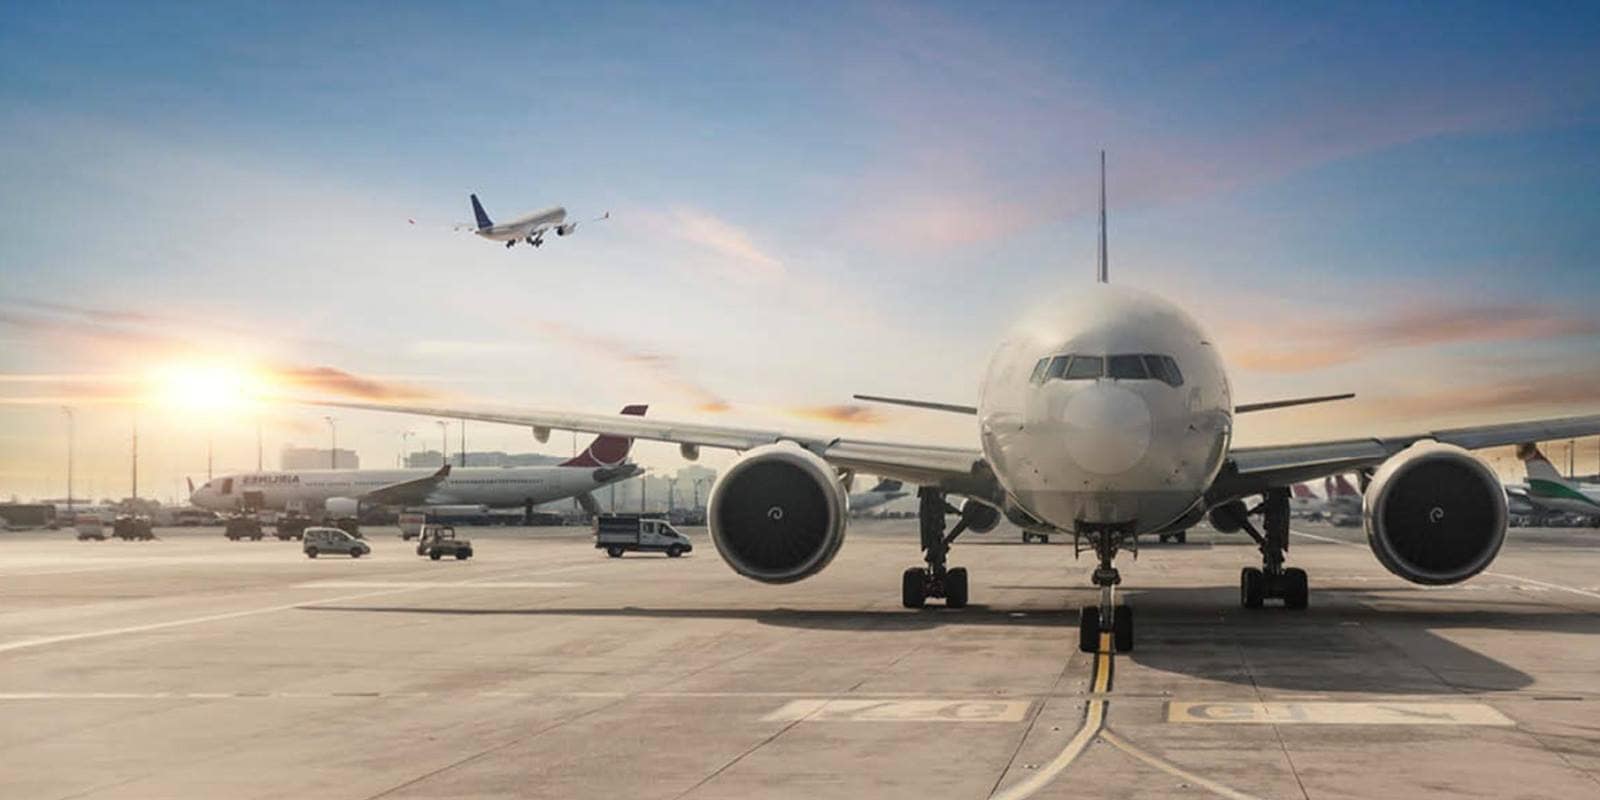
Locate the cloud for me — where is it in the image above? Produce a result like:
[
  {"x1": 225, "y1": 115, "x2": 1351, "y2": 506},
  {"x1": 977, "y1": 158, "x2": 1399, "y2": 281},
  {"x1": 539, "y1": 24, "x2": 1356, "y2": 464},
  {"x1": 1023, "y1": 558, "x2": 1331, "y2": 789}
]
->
[
  {"x1": 640, "y1": 208, "x2": 786, "y2": 283},
  {"x1": 1224, "y1": 302, "x2": 1600, "y2": 373},
  {"x1": 528, "y1": 320, "x2": 732, "y2": 412},
  {"x1": 787, "y1": 404, "x2": 886, "y2": 425},
  {"x1": 269, "y1": 366, "x2": 430, "y2": 401}
]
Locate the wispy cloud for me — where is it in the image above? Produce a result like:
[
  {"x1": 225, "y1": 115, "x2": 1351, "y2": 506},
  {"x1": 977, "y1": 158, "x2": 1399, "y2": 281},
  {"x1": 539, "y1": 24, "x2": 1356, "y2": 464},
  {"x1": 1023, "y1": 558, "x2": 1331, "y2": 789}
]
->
[
  {"x1": 787, "y1": 404, "x2": 886, "y2": 425},
  {"x1": 640, "y1": 208, "x2": 786, "y2": 283},
  {"x1": 1222, "y1": 302, "x2": 1600, "y2": 373},
  {"x1": 528, "y1": 319, "x2": 732, "y2": 413}
]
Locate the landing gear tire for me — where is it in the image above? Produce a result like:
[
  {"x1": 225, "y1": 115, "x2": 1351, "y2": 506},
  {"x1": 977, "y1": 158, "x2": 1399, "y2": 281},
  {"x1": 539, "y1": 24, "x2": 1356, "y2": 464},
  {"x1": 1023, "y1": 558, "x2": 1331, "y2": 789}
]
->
[
  {"x1": 1113, "y1": 605, "x2": 1134, "y2": 653},
  {"x1": 945, "y1": 567, "x2": 968, "y2": 609},
  {"x1": 1284, "y1": 567, "x2": 1309, "y2": 610},
  {"x1": 1078, "y1": 608, "x2": 1100, "y2": 653},
  {"x1": 1241, "y1": 567, "x2": 1265, "y2": 609},
  {"x1": 902, "y1": 567, "x2": 927, "y2": 609}
]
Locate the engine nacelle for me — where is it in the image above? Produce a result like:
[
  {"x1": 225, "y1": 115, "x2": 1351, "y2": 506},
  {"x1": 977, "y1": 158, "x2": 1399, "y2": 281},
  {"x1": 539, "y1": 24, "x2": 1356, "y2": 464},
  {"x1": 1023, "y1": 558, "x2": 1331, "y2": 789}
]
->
[
  {"x1": 1364, "y1": 442, "x2": 1506, "y2": 585},
  {"x1": 555, "y1": 223, "x2": 576, "y2": 236},
  {"x1": 679, "y1": 442, "x2": 700, "y2": 461},
  {"x1": 1208, "y1": 499, "x2": 1249, "y2": 533},
  {"x1": 707, "y1": 444, "x2": 847, "y2": 584},
  {"x1": 958, "y1": 499, "x2": 1001, "y2": 534},
  {"x1": 532, "y1": 426, "x2": 551, "y2": 443},
  {"x1": 324, "y1": 497, "x2": 361, "y2": 518}
]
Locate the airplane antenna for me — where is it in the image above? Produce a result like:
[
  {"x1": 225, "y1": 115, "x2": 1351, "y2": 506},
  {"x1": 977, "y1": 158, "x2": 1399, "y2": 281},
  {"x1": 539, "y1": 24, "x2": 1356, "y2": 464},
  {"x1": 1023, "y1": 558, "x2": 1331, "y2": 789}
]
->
[{"x1": 1097, "y1": 150, "x2": 1108, "y2": 283}]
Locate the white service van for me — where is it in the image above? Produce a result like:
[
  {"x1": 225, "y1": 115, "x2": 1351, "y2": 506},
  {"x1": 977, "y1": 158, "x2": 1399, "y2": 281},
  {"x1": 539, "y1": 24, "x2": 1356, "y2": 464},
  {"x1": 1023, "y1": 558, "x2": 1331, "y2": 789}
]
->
[{"x1": 302, "y1": 527, "x2": 371, "y2": 559}]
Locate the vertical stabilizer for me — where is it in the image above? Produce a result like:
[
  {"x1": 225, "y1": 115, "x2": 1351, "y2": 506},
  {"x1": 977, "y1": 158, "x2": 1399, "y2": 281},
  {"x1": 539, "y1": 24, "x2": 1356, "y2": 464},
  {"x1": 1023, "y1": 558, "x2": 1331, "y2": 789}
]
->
[
  {"x1": 560, "y1": 405, "x2": 648, "y2": 467},
  {"x1": 1096, "y1": 150, "x2": 1109, "y2": 283},
  {"x1": 470, "y1": 194, "x2": 493, "y2": 230},
  {"x1": 1518, "y1": 443, "x2": 1567, "y2": 484}
]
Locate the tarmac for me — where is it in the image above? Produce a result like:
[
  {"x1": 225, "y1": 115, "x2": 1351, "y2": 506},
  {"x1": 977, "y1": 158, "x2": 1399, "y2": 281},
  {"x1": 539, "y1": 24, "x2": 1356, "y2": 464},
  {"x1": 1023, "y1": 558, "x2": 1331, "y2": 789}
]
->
[{"x1": 2, "y1": 518, "x2": 1598, "y2": 799}]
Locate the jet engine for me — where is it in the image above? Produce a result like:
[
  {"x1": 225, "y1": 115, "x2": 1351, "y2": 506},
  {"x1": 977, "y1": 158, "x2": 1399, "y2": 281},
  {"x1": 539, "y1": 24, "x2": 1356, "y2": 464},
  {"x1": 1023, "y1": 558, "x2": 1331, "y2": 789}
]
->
[
  {"x1": 324, "y1": 497, "x2": 361, "y2": 518},
  {"x1": 1364, "y1": 442, "x2": 1507, "y2": 585},
  {"x1": 555, "y1": 223, "x2": 577, "y2": 236},
  {"x1": 706, "y1": 444, "x2": 847, "y2": 583},
  {"x1": 958, "y1": 499, "x2": 1001, "y2": 534}
]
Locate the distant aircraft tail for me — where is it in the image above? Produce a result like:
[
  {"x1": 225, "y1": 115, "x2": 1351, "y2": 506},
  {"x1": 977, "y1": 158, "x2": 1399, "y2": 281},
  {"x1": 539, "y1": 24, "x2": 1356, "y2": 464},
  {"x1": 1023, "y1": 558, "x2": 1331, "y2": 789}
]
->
[
  {"x1": 1517, "y1": 443, "x2": 1568, "y2": 484},
  {"x1": 1291, "y1": 483, "x2": 1315, "y2": 499},
  {"x1": 470, "y1": 194, "x2": 493, "y2": 230},
  {"x1": 868, "y1": 478, "x2": 903, "y2": 493},
  {"x1": 560, "y1": 405, "x2": 647, "y2": 467},
  {"x1": 1332, "y1": 475, "x2": 1360, "y2": 497}
]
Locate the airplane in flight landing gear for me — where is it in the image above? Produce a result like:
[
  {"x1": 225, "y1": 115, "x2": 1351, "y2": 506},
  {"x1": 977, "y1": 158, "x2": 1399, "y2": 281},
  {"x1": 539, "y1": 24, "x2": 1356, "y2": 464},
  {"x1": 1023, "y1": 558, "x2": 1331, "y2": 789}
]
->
[{"x1": 322, "y1": 154, "x2": 1600, "y2": 654}]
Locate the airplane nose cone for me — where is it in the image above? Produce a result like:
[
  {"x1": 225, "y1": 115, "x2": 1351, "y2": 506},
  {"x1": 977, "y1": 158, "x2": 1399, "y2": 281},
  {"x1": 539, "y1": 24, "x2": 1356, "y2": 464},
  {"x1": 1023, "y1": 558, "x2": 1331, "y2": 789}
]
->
[{"x1": 1063, "y1": 383, "x2": 1152, "y2": 475}]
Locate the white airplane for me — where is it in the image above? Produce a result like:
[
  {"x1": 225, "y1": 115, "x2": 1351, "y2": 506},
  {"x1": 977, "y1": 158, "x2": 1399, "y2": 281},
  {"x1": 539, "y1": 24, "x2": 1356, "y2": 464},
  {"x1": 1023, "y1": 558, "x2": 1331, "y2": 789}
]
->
[
  {"x1": 849, "y1": 478, "x2": 908, "y2": 515},
  {"x1": 467, "y1": 193, "x2": 607, "y2": 249},
  {"x1": 191, "y1": 406, "x2": 647, "y2": 518},
  {"x1": 1509, "y1": 443, "x2": 1600, "y2": 521},
  {"x1": 317, "y1": 154, "x2": 1600, "y2": 653}
]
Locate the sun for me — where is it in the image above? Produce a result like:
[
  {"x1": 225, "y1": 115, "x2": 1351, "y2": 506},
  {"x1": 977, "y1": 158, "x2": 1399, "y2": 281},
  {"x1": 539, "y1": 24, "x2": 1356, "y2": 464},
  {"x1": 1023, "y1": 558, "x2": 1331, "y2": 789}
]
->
[{"x1": 147, "y1": 362, "x2": 266, "y2": 412}]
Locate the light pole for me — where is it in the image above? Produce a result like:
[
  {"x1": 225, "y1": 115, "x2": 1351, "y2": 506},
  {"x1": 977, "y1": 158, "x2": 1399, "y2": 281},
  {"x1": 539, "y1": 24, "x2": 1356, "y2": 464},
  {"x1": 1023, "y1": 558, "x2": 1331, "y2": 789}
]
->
[
  {"x1": 130, "y1": 414, "x2": 138, "y2": 506},
  {"x1": 400, "y1": 431, "x2": 414, "y2": 468},
  {"x1": 436, "y1": 420, "x2": 449, "y2": 466},
  {"x1": 256, "y1": 417, "x2": 263, "y2": 470},
  {"x1": 323, "y1": 416, "x2": 338, "y2": 469},
  {"x1": 459, "y1": 419, "x2": 467, "y2": 467},
  {"x1": 667, "y1": 477, "x2": 679, "y2": 514},
  {"x1": 207, "y1": 431, "x2": 214, "y2": 481},
  {"x1": 60, "y1": 406, "x2": 74, "y2": 518},
  {"x1": 693, "y1": 477, "x2": 711, "y2": 511}
]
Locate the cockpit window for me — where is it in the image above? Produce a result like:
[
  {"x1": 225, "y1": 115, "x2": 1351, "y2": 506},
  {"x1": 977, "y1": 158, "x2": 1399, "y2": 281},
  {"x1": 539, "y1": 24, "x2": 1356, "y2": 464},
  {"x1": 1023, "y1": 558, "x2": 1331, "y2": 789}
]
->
[
  {"x1": 1045, "y1": 355, "x2": 1072, "y2": 380},
  {"x1": 1063, "y1": 356, "x2": 1103, "y2": 379},
  {"x1": 1160, "y1": 355, "x2": 1185, "y2": 387},
  {"x1": 1107, "y1": 355, "x2": 1148, "y2": 380},
  {"x1": 1029, "y1": 357, "x2": 1050, "y2": 383}
]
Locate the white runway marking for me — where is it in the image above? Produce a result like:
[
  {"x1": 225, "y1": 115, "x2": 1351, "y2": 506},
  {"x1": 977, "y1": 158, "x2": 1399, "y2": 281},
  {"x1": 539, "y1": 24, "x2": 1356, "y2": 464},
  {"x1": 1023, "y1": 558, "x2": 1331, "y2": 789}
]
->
[
  {"x1": 1168, "y1": 701, "x2": 1514, "y2": 726},
  {"x1": 295, "y1": 581, "x2": 585, "y2": 589},
  {"x1": 762, "y1": 698, "x2": 1032, "y2": 723},
  {"x1": 1099, "y1": 730, "x2": 1262, "y2": 800},
  {"x1": 1292, "y1": 529, "x2": 1600, "y2": 603},
  {"x1": 0, "y1": 564, "x2": 599, "y2": 655}
]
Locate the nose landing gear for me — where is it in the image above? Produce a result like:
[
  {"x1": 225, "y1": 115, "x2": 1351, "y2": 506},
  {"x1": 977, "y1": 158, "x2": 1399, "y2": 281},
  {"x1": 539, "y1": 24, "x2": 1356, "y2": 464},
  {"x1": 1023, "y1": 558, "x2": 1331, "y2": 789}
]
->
[
  {"x1": 1077, "y1": 522, "x2": 1136, "y2": 652},
  {"x1": 901, "y1": 487, "x2": 971, "y2": 609}
]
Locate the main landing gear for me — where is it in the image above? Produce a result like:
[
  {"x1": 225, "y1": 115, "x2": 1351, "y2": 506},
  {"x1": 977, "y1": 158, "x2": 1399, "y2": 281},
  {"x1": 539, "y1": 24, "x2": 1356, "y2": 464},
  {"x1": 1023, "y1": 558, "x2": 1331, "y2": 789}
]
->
[
  {"x1": 902, "y1": 487, "x2": 971, "y2": 609},
  {"x1": 1231, "y1": 488, "x2": 1308, "y2": 610},
  {"x1": 526, "y1": 235, "x2": 544, "y2": 248},
  {"x1": 1077, "y1": 522, "x2": 1135, "y2": 653}
]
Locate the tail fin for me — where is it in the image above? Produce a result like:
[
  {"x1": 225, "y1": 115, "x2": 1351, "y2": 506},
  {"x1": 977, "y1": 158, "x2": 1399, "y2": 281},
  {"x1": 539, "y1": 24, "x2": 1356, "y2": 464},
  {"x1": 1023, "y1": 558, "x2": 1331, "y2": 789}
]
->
[
  {"x1": 869, "y1": 478, "x2": 903, "y2": 493},
  {"x1": 1517, "y1": 442, "x2": 1567, "y2": 483},
  {"x1": 1096, "y1": 150, "x2": 1109, "y2": 284},
  {"x1": 560, "y1": 405, "x2": 647, "y2": 467},
  {"x1": 186, "y1": 477, "x2": 195, "y2": 497},
  {"x1": 470, "y1": 194, "x2": 493, "y2": 230},
  {"x1": 1291, "y1": 483, "x2": 1315, "y2": 499},
  {"x1": 1333, "y1": 475, "x2": 1360, "y2": 497}
]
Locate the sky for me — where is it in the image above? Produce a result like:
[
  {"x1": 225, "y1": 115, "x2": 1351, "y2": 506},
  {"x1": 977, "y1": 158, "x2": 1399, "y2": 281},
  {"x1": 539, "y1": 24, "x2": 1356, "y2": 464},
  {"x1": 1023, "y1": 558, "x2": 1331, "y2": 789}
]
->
[{"x1": 2, "y1": 1, "x2": 1599, "y2": 501}]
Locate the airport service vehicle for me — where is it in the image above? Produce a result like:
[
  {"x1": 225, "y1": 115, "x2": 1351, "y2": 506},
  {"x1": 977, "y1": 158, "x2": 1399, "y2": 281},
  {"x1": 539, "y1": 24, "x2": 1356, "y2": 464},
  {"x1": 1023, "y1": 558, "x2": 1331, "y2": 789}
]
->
[
  {"x1": 1021, "y1": 531, "x2": 1051, "y2": 544},
  {"x1": 465, "y1": 193, "x2": 607, "y2": 249},
  {"x1": 276, "y1": 511, "x2": 310, "y2": 540},
  {"x1": 112, "y1": 515, "x2": 154, "y2": 541},
  {"x1": 189, "y1": 407, "x2": 646, "y2": 523},
  {"x1": 224, "y1": 515, "x2": 264, "y2": 541},
  {"x1": 0, "y1": 503, "x2": 57, "y2": 531},
  {"x1": 172, "y1": 508, "x2": 218, "y2": 527},
  {"x1": 398, "y1": 512, "x2": 427, "y2": 540},
  {"x1": 1157, "y1": 530, "x2": 1188, "y2": 544},
  {"x1": 595, "y1": 514, "x2": 693, "y2": 558},
  {"x1": 302, "y1": 527, "x2": 370, "y2": 559},
  {"x1": 321, "y1": 155, "x2": 1600, "y2": 653},
  {"x1": 416, "y1": 525, "x2": 473, "y2": 560},
  {"x1": 75, "y1": 515, "x2": 107, "y2": 541}
]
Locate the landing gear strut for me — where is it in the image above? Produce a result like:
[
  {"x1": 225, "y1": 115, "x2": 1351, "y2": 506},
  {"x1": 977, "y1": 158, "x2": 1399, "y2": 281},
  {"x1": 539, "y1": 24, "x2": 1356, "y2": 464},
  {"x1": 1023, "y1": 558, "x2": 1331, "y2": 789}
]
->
[
  {"x1": 1235, "y1": 488, "x2": 1308, "y2": 609},
  {"x1": 1077, "y1": 522, "x2": 1134, "y2": 653},
  {"x1": 526, "y1": 235, "x2": 544, "y2": 248},
  {"x1": 901, "y1": 487, "x2": 970, "y2": 609}
]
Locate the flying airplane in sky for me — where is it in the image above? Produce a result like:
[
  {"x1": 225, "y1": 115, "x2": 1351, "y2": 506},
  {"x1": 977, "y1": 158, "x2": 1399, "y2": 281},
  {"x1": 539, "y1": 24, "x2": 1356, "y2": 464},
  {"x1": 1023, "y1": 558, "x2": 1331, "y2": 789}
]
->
[
  {"x1": 465, "y1": 193, "x2": 608, "y2": 249},
  {"x1": 192, "y1": 406, "x2": 647, "y2": 519},
  {"x1": 318, "y1": 154, "x2": 1600, "y2": 653},
  {"x1": 848, "y1": 477, "x2": 908, "y2": 515},
  {"x1": 1509, "y1": 443, "x2": 1600, "y2": 523}
]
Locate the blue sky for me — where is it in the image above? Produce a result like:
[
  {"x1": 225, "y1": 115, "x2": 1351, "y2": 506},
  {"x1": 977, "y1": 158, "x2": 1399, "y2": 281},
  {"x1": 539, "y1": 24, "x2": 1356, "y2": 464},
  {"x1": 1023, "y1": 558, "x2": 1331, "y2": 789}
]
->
[{"x1": 2, "y1": 1, "x2": 1599, "y2": 498}]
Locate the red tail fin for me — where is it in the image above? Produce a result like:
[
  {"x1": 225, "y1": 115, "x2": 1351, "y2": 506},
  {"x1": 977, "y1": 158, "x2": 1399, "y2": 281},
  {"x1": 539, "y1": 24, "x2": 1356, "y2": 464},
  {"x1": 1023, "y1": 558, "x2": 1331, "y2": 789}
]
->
[
  {"x1": 1334, "y1": 474, "x2": 1359, "y2": 496},
  {"x1": 560, "y1": 405, "x2": 647, "y2": 467},
  {"x1": 1291, "y1": 483, "x2": 1314, "y2": 499}
]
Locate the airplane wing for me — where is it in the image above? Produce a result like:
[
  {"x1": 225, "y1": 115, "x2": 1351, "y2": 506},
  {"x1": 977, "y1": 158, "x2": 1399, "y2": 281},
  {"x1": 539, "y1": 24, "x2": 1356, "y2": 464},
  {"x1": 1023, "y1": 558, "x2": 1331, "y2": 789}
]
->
[
  {"x1": 1210, "y1": 413, "x2": 1600, "y2": 500},
  {"x1": 315, "y1": 400, "x2": 998, "y2": 501},
  {"x1": 358, "y1": 464, "x2": 453, "y2": 506}
]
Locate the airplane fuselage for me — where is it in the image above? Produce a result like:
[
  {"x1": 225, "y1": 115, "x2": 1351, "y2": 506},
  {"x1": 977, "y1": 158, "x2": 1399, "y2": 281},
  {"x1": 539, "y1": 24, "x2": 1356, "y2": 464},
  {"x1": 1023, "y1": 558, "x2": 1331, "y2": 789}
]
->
[
  {"x1": 190, "y1": 464, "x2": 628, "y2": 512},
  {"x1": 474, "y1": 206, "x2": 567, "y2": 242},
  {"x1": 979, "y1": 284, "x2": 1233, "y2": 534}
]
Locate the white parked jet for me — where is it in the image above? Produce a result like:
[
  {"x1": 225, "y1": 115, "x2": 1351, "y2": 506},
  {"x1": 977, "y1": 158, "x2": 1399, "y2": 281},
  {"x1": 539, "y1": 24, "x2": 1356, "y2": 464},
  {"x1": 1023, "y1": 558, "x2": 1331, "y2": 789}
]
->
[
  {"x1": 849, "y1": 478, "x2": 908, "y2": 515},
  {"x1": 467, "y1": 193, "x2": 607, "y2": 249},
  {"x1": 1510, "y1": 443, "x2": 1600, "y2": 521},
  {"x1": 192, "y1": 406, "x2": 647, "y2": 518},
  {"x1": 318, "y1": 155, "x2": 1600, "y2": 653}
]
